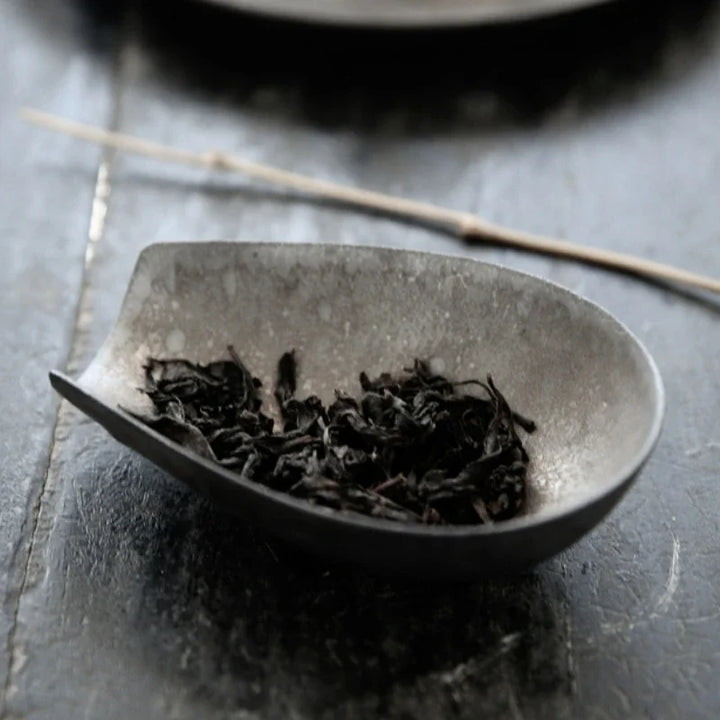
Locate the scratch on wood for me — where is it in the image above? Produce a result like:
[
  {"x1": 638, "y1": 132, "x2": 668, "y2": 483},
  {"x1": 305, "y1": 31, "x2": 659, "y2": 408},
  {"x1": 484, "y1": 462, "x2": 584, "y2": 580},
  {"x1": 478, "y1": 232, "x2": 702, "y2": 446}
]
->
[
  {"x1": 440, "y1": 632, "x2": 522, "y2": 686},
  {"x1": 503, "y1": 661, "x2": 525, "y2": 720},
  {"x1": 653, "y1": 534, "x2": 681, "y2": 616},
  {"x1": 595, "y1": 533, "x2": 682, "y2": 642},
  {"x1": 599, "y1": 618, "x2": 636, "y2": 636},
  {"x1": 564, "y1": 609, "x2": 577, "y2": 695},
  {"x1": 85, "y1": 160, "x2": 112, "y2": 265},
  {"x1": 560, "y1": 559, "x2": 577, "y2": 695},
  {"x1": 2, "y1": 403, "x2": 75, "y2": 710},
  {"x1": 67, "y1": 156, "x2": 116, "y2": 376}
]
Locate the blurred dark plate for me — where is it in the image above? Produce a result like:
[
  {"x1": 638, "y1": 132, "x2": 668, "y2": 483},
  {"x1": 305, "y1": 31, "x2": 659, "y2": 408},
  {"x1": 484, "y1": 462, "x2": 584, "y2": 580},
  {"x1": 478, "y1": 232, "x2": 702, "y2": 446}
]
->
[{"x1": 196, "y1": 0, "x2": 616, "y2": 27}]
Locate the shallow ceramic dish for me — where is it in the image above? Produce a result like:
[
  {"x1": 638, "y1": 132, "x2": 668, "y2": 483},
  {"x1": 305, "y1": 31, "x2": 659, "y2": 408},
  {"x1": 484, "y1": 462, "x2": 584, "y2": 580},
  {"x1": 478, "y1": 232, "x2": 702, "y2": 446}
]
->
[
  {"x1": 200, "y1": 0, "x2": 614, "y2": 27},
  {"x1": 50, "y1": 242, "x2": 663, "y2": 580}
]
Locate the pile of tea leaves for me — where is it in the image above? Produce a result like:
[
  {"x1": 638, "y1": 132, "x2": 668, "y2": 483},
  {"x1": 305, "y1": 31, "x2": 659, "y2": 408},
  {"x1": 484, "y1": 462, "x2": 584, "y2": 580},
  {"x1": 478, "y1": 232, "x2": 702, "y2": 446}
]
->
[{"x1": 137, "y1": 348, "x2": 535, "y2": 525}]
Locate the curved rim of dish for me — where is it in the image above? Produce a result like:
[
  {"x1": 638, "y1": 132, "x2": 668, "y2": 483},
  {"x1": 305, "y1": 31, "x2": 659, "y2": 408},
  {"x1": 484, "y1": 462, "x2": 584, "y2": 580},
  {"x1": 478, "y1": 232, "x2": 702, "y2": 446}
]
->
[
  {"x1": 73, "y1": 240, "x2": 665, "y2": 539},
  {"x1": 198, "y1": 0, "x2": 615, "y2": 28}
]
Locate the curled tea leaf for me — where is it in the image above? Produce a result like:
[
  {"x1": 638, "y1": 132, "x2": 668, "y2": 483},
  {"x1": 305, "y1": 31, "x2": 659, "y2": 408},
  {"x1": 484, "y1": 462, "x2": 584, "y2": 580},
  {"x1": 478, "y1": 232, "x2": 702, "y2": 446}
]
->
[{"x1": 137, "y1": 348, "x2": 535, "y2": 525}]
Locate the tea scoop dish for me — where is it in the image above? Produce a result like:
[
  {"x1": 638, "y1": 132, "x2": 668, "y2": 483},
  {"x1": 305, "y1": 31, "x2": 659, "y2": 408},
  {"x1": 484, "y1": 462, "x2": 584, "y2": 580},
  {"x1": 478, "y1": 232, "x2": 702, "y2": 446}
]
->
[{"x1": 50, "y1": 242, "x2": 664, "y2": 580}]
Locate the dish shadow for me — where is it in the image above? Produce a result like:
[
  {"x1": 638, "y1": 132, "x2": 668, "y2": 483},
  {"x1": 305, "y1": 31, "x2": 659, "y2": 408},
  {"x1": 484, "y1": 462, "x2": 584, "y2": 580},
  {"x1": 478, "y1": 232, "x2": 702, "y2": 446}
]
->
[
  {"x1": 71, "y1": 453, "x2": 574, "y2": 715},
  {"x1": 66, "y1": 0, "x2": 720, "y2": 134}
]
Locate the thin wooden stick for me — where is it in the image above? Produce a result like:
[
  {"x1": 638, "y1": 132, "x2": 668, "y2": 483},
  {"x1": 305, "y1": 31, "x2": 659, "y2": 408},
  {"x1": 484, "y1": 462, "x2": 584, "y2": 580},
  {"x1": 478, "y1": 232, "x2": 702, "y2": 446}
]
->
[{"x1": 22, "y1": 107, "x2": 720, "y2": 295}]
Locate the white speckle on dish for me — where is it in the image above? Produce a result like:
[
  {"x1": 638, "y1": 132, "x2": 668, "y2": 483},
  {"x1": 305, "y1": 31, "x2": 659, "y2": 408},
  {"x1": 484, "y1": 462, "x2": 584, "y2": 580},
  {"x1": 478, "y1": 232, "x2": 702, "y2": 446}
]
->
[
  {"x1": 165, "y1": 266, "x2": 176, "y2": 294},
  {"x1": 207, "y1": 338, "x2": 215, "y2": 348},
  {"x1": 344, "y1": 321, "x2": 351, "y2": 337},
  {"x1": 133, "y1": 272, "x2": 152, "y2": 301},
  {"x1": 318, "y1": 301, "x2": 332, "y2": 322},
  {"x1": 171, "y1": 299, "x2": 180, "y2": 311},
  {"x1": 444, "y1": 311, "x2": 451, "y2": 319},
  {"x1": 166, "y1": 329, "x2": 186, "y2": 354},
  {"x1": 428, "y1": 357, "x2": 446, "y2": 374}
]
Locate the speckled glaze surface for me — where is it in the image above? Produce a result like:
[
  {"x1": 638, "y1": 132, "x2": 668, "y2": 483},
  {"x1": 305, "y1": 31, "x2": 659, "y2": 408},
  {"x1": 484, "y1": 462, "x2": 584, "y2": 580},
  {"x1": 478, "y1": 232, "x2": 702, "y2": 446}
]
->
[
  {"x1": 50, "y1": 242, "x2": 664, "y2": 579},
  {"x1": 200, "y1": 0, "x2": 615, "y2": 27}
]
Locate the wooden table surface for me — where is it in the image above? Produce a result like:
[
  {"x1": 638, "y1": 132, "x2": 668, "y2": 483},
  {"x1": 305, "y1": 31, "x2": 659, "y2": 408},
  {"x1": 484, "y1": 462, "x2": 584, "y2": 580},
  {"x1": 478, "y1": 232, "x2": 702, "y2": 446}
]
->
[{"x1": 2, "y1": 0, "x2": 719, "y2": 717}]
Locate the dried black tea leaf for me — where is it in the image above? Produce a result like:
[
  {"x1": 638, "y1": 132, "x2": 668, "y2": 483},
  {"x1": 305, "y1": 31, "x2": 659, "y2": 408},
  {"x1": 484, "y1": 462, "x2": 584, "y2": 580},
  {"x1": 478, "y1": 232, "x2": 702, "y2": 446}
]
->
[{"x1": 136, "y1": 348, "x2": 535, "y2": 525}]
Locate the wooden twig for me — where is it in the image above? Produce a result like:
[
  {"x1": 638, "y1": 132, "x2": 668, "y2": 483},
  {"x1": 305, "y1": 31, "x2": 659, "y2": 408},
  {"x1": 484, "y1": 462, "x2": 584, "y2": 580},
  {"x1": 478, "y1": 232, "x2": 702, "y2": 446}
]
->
[{"x1": 21, "y1": 107, "x2": 720, "y2": 295}]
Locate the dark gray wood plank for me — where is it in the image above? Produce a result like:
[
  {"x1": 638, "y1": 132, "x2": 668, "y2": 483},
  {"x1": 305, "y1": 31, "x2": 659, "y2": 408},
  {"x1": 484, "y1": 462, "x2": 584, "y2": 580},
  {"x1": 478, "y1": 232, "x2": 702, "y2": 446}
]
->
[
  {"x1": 5, "y1": 1, "x2": 720, "y2": 718},
  {"x1": 0, "y1": 0, "x2": 115, "y2": 707}
]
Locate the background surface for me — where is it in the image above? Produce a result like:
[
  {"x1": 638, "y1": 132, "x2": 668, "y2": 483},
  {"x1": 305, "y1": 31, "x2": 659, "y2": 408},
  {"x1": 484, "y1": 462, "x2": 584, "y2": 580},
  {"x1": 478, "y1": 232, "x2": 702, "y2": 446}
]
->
[{"x1": 1, "y1": 0, "x2": 719, "y2": 717}]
